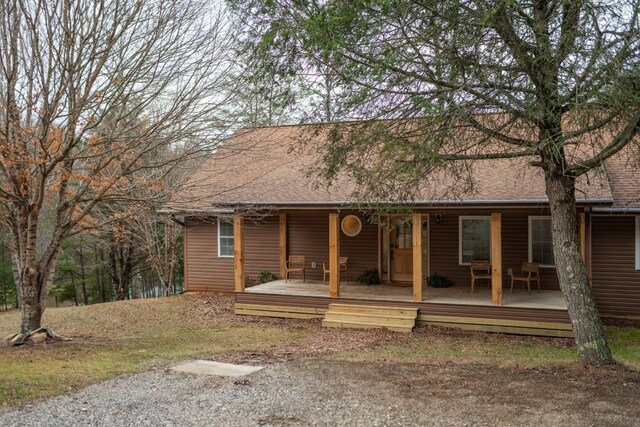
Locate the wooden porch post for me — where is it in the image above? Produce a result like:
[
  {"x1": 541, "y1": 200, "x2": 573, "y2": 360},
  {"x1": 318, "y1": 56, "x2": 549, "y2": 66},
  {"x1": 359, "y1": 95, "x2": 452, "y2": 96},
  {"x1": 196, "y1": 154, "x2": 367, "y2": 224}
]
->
[
  {"x1": 234, "y1": 216, "x2": 245, "y2": 292},
  {"x1": 424, "y1": 213, "x2": 430, "y2": 278},
  {"x1": 279, "y1": 213, "x2": 287, "y2": 279},
  {"x1": 329, "y1": 212, "x2": 340, "y2": 297},
  {"x1": 412, "y1": 213, "x2": 423, "y2": 302},
  {"x1": 490, "y1": 213, "x2": 502, "y2": 305}
]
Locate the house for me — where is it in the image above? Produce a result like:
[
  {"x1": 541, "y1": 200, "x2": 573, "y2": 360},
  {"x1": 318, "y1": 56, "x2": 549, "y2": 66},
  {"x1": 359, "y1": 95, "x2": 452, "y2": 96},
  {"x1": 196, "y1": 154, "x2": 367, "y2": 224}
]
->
[{"x1": 167, "y1": 124, "x2": 640, "y2": 337}]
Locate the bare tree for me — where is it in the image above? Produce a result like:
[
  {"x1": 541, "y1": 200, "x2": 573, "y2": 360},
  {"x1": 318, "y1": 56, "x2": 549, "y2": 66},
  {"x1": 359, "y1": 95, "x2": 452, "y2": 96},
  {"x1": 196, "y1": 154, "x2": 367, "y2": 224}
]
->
[
  {"x1": 133, "y1": 212, "x2": 182, "y2": 297},
  {"x1": 0, "y1": 0, "x2": 236, "y2": 338}
]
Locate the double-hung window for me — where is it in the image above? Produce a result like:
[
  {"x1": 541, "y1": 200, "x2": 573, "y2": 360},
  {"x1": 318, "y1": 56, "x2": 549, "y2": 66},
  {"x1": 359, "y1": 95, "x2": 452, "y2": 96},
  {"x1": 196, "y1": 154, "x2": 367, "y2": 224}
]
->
[
  {"x1": 459, "y1": 216, "x2": 491, "y2": 264},
  {"x1": 529, "y1": 216, "x2": 554, "y2": 267},
  {"x1": 218, "y1": 218, "x2": 234, "y2": 257}
]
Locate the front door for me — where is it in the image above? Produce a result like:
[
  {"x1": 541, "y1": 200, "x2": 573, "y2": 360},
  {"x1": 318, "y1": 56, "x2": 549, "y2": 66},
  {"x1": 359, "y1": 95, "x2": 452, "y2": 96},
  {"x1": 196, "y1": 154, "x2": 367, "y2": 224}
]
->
[{"x1": 391, "y1": 218, "x2": 413, "y2": 282}]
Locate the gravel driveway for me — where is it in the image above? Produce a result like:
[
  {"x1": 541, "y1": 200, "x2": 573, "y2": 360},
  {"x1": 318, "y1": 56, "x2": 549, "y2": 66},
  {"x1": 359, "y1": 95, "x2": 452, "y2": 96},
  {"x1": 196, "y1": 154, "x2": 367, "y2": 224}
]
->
[{"x1": 2, "y1": 359, "x2": 639, "y2": 427}]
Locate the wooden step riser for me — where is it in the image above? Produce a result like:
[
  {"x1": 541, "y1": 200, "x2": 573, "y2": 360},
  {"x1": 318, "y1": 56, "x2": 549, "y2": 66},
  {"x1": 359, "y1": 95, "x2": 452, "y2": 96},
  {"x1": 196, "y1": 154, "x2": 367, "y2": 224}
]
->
[
  {"x1": 329, "y1": 303, "x2": 414, "y2": 310},
  {"x1": 322, "y1": 320, "x2": 413, "y2": 333},
  {"x1": 324, "y1": 313, "x2": 416, "y2": 327},
  {"x1": 328, "y1": 307, "x2": 419, "y2": 317},
  {"x1": 235, "y1": 308, "x2": 323, "y2": 319},
  {"x1": 323, "y1": 303, "x2": 418, "y2": 332},
  {"x1": 326, "y1": 311, "x2": 417, "y2": 321},
  {"x1": 328, "y1": 304, "x2": 418, "y2": 317}
]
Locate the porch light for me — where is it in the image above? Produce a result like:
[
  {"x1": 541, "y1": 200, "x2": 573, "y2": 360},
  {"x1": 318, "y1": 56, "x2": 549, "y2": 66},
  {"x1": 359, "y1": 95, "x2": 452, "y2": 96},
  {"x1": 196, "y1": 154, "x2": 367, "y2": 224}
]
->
[{"x1": 341, "y1": 215, "x2": 362, "y2": 237}]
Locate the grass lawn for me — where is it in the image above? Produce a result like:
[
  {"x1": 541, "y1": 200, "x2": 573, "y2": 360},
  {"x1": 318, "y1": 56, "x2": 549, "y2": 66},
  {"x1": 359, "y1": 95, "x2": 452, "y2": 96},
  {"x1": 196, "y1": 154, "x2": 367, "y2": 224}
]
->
[
  {"x1": 0, "y1": 295, "x2": 308, "y2": 406},
  {"x1": 327, "y1": 324, "x2": 640, "y2": 367},
  {"x1": 1, "y1": 294, "x2": 638, "y2": 406}
]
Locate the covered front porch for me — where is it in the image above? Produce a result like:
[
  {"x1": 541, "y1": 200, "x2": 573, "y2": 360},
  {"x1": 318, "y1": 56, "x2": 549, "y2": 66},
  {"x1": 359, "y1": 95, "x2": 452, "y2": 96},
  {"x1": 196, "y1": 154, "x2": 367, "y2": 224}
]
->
[
  {"x1": 232, "y1": 209, "x2": 577, "y2": 336},
  {"x1": 233, "y1": 210, "x2": 582, "y2": 306},
  {"x1": 245, "y1": 279, "x2": 567, "y2": 310}
]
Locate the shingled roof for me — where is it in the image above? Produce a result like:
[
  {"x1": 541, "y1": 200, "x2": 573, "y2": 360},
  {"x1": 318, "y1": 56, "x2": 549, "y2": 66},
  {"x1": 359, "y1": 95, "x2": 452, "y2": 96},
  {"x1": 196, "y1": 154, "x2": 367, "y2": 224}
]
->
[{"x1": 169, "y1": 123, "x2": 639, "y2": 212}]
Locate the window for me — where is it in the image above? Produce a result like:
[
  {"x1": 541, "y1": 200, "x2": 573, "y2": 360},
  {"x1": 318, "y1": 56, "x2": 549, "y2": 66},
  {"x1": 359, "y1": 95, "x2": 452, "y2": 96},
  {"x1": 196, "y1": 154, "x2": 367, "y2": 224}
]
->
[
  {"x1": 218, "y1": 218, "x2": 234, "y2": 257},
  {"x1": 459, "y1": 217, "x2": 491, "y2": 264},
  {"x1": 395, "y1": 219, "x2": 413, "y2": 249},
  {"x1": 529, "y1": 216, "x2": 554, "y2": 267},
  {"x1": 636, "y1": 216, "x2": 640, "y2": 270}
]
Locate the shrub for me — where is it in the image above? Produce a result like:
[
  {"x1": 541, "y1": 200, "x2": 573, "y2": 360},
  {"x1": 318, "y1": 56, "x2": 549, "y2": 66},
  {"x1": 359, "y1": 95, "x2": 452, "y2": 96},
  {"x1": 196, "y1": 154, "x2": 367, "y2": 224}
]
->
[
  {"x1": 426, "y1": 273, "x2": 452, "y2": 288},
  {"x1": 357, "y1": 269, "x2": 380, "y2": 286},
  {"x1": 256, "y1": 270, "x2": 279, "y2": 284}
]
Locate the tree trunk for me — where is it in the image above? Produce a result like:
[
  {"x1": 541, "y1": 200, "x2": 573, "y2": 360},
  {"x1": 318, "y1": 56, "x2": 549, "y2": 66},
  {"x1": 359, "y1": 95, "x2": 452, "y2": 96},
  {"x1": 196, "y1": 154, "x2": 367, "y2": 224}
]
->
[
  {"x1": 165, "y1": 269, "x2": 174, "y2": 297},
  {"x1": 11, "y1": 252, "x2": 21, "y2": 310},
  {"x1": 70, "y1": 272, "x2": 79, "y2": 306},
  {"x1": 97, "y1": 246, "x2": 110, "y2": 302},
  {"x1": 115, "y1": 277, "x2": 128, "y2": 301},
  {"x1": 20, "y1": 272, "x2": 45, "y2": 333},
  {"x1": 95, "y1": 266, "x2": 104, "y2": 303},
  {"x1": 109, "y1": 242, "x2": 134, "y2": 301},
  {"x1": 545, "y1": 173, "x2": 613, "y2": 364},
  {"x1": 79, "y1": 245, "x2": 89, "y2": 306},
  {"x1": 0, "y1": 244, "x2": 6, "y2": 311}
]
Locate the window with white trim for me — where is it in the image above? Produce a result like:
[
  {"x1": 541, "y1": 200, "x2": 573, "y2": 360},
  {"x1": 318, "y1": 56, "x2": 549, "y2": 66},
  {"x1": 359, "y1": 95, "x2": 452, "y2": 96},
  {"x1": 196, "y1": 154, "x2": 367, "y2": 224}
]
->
[
  {"x1": 459, "y1": 216, "x2": 491, "y2": 264},
  {"x1": 529, "y1": 216, "x2": 554, "y2": 267},
  {"x1": 636, "y1": 216, "x2": 640, "y2": 270},
  {"x1": 218, "y1": 218, "x2": 234, "y2": 257}
]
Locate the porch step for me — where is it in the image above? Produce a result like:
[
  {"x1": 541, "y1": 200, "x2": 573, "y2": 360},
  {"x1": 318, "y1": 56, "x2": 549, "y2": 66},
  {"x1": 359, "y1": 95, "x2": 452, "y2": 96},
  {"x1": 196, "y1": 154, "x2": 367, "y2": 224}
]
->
[{"x1": 322, "y1": 303, "x2": 418, "y2": 333}]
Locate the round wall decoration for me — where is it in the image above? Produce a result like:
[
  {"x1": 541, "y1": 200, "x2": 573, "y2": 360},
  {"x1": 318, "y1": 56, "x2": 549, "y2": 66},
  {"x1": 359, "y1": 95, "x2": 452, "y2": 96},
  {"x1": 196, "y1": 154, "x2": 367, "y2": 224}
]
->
[{"x1": 341, "y1": 215, "x2": 362, "y2": 237}]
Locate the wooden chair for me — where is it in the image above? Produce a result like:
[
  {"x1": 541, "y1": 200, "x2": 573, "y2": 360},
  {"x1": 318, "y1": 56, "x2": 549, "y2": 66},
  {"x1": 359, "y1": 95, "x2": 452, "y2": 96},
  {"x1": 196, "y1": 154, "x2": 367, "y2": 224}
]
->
[
  {"x1": 322, "y1": 257, "x2": 348, "y2": 285},
  {"x1": 470, "y1": 260, "x2": 492, "y2": 292},
  {"x1": 285, "y1": 255, "x2": 305, "y2": 283},
  {"x1": 510, "y1": 262, "x2": 541, "y2": 294}
]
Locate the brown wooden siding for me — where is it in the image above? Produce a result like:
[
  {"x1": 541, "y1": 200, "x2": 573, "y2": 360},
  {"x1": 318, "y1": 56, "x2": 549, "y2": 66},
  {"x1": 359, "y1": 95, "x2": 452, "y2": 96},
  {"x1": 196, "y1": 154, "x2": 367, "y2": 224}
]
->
[
  {"x1": 591, "y1": 216, "x2": 640, "y2": 317},
  {"x1": 245, "y1": 216, "x2": 280, "y2": 280},
  {"x1": 236, "y1": 292, "x2": 571, "y2": 323},
  {"x1": 184, "y1": 218, "x2": 234, "y2": 293},
  {"x1": 285, "y1": 208, "x2": 563, "y2": 289},
  {"x1": 186, "y1": 209, "x2": 640, "y2": 319},
  {"x1": 184, "y1": 216, "x2": 281, "y2": 293},
  {"x1": 286, "y1": 211, "x2": 329, "y2": 281},
  {"x1": 286, "y1": 211, "x2": 378, "y2": 282},
  {"x1": 426, "y1": 209, "x2": 560, "y2": 290}
]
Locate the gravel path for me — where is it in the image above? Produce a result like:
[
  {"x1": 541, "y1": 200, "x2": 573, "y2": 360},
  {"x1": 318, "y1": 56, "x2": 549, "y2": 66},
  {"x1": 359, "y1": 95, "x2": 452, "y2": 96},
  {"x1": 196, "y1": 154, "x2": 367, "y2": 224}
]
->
[{"x1": 1, "y1": 359, "x2": 639, "y2": 427}]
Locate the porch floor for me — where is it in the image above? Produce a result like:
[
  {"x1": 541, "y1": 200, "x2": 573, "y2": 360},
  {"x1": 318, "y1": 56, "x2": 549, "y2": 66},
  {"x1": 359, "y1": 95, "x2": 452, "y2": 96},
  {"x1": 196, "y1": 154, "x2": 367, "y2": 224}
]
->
[{"x1": 244, "y1": 279, "x2": 567, "y2": 310}]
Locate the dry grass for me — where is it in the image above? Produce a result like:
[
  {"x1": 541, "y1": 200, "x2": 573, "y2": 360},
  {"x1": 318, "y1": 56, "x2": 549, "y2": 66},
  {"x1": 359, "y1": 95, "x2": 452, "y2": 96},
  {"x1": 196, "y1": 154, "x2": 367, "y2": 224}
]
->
[
  {"x1": 326, "y1": 324, "x2": 640, "y2": 369},
  {"x1": 0, "y1": 294, "x2": 638, "y2": 407},
  {"x1": 0, "y1": 296, "x2": 309, "y2": 405}
]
